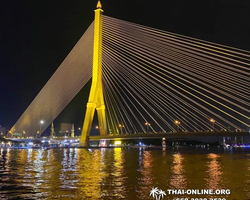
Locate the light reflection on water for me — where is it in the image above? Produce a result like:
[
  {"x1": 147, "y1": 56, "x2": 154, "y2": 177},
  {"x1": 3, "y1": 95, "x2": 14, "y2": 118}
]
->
[
  {"x1": 1, "y1": 148, "x2": 250, "y2": 199},
  {"x1": 170, "y1": 153, "x2": 186, "y2": 190},
  {"x1": 138, "y1": 150, "x2": 154, "y2": 199},
  {"x1": 246, "y1": 155, "x2": 250, "y2": 198},
  {"x1": 205, "y1": 153, "x2": 224, "y2": 199},
  {"x1": 206, "y1": 153, "x2": 222, "y2": 190}
]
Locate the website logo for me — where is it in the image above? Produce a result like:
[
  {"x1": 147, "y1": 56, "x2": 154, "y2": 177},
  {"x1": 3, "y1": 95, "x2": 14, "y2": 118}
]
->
[{"x1": 150, "y1": 187, "x2": 166, "y2": 200}]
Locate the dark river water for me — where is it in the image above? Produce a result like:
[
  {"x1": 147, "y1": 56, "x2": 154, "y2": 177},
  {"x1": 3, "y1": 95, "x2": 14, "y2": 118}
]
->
[{"x1": 1, "y1": 147, "x2": 250, "y2": 200}]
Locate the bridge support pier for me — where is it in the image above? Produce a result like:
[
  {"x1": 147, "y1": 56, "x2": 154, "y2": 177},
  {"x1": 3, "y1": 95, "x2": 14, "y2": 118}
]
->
[
  {"x1": 96, "y1": 105, "x2": 107, "y2": 136},
  {"x1": 79, "y1": 137, "x2": 89, "y2": 148},
  {"x1": 79, "y1": 103, "x2": 96, "y2": 147}
]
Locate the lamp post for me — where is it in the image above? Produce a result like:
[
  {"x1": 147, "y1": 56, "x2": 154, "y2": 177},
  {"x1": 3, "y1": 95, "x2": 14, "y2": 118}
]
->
[
  {"x1": 39, "y1": 120, "x2": 44, "y2": 138},
  {"x1": 210, "y1": 118, "x2": 215, "y2": 131},
  {"x1": 36, "y1": 120, "x2": 44, "y2": 138},
  {"x1": 118, "y1": 124, "x2": 124, "y2": 134},
  {"x1": 145, "y1": 122, "x2": 150, "y2": 133},
  {"x1": 22, "y1": 130, "x2": 25, "y2": 138},
  {"x1": 78, "y1": 127, "x2": 81, "y2": 137},
  {"x1": 175, "y1": 120, "x2": 180, "y2": 133},
  {"x1": 95, "y1": 125, "x2": 99, "y2": 135}
]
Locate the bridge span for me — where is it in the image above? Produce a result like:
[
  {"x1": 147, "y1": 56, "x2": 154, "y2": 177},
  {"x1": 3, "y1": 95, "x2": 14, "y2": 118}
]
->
[
  {"x1": 8, "y1": 131, "x2": 250, "y2": 143},
  {"x1": 89, "y1": 131, "x2": 250, "y2": 141}
]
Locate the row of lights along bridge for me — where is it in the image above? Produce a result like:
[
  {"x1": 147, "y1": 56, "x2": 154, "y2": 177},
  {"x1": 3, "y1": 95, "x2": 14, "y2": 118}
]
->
[
  {"x1": 14, "y1": 118, "x2": 217, "y2": 138},
  {"x1": 88, "y1": 118, "x2": 216, "y2": 135}
]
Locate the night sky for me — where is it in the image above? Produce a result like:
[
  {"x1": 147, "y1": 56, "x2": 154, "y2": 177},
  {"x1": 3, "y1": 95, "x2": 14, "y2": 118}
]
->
[{"x1": 1, "y1": 0, "x2": 250, "y2": 133}]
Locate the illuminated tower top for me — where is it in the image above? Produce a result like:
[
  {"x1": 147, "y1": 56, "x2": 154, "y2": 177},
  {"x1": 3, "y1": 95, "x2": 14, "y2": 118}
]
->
[{"x1": 96, "y1": 0, "x2": 102, "y2": 9}]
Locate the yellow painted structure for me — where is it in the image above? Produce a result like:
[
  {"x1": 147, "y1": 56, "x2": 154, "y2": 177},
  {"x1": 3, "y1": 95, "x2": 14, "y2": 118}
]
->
[
  {"x1": 71, "y1": 123, "x2": 75, "y2": 138},
  {"x1": 79, "y1": 1, "x2": 107, "y2": 147}
]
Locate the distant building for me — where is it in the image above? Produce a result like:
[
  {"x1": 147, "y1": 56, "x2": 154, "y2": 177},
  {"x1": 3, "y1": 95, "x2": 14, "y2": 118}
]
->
[
  {"x1": 0, "y1": 125, "x2": 7, "y2": 136},
  {"x1": 59, "y1": 123, "x2": 74, "y2": 137}
]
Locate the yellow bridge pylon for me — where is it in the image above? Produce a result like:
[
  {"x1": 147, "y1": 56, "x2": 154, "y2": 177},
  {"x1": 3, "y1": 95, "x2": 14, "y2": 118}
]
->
[{"x1": 79, "y1": 1, "x2": 107, "y2": 147}]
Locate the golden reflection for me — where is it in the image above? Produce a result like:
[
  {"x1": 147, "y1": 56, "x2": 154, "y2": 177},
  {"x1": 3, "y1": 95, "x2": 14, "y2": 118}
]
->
[
  {"x1": 6, "y1": 148, "x2": 11, "y2": 167},
  {"x1": 27, "y1": 149, "x2": 33, "y2": 163},
  {"x1": 138, "y1": 147, "x2": 143, "y2": 167},
  {"x1": 142, "y1": 151, "x2": 153, "y2": 184},
  {"x1": 246, "y1": 154, "x2": 250, "y2": 198},
  {"x1": 100, "y1": 147, "x2": 106, "y2": 166},
  {"x1": 19, "y1": 149, "x2": 48, "y2": 198},
  {"x1": 0, "y1": 148, "x2": 11, "y2": 175},
  {"x1": 170, "y1": 153, "x2": 187, "y2": 189},
  {"x1": 76, "y1": 149, "x2": 105, "y2": 199},
  {"x1": 18, "y1": 149, "x2": 27, "y2": 162},
  {"x1": 17, "y1": 150, "x2": 28, "y2": 179},
  {"x1": 43, "y1": 149, "x2": 64, "y2": 199},
  {"x1": 0, "y1": 149, "x2": 12, "y2": 188},
  {"x1": 113, "y1": 148, "x2": 125, "y2": 198},
  {"x1": 139, "y1": 150, "x2": 154, "y2": 199},
  {"x1": 33, "y1": 150, "x2": 44, "y2": 178},
  {"x1": 49, "y1": 148, "x2": 79, "y2": 199},
  {"x1": 114, "y1": 148, "x2": 124, "y2": 176},
  {"x1": 206, "y1": 153, "x2": 222, "y2": 190}
]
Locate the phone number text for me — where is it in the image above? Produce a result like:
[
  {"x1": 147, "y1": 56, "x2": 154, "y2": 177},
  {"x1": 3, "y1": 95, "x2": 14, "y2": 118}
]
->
[{"x1": 173, "y1": 198, "x2": 226, "y2": 200}]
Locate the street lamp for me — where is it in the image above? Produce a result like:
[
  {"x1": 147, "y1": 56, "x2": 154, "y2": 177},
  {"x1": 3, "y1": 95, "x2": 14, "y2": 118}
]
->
[
  {"x1": 22, "y1": 130, "x2": 26, "y2": 138},
  {"x1": 118, "y1": 124, "x2": 124, "y2": 134},
  {"x1": 95, "y1": 125, "x2": 99, "y2": 134},
  {"x1": 175, "y1": 120, "x2": 181, "y2": 133},
  {"x1": 145, "y1": 122, "x2": 151, "y2": 133},
  {"x1": 210, "y1": 118, "x2": 215, "y2": 131},
  {"x1": 78, "y1": 127, "x2": 81, "y2": 136},
  {"x1": 38, "y1": 120, "x2": 44, "y2": 138}
]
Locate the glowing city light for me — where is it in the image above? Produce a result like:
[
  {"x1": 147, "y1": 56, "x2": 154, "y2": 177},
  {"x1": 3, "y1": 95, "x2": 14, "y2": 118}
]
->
[
  {"x1": 210, "y1": 119, "x2": 215, "y2": 123},
  {"x1": 114, "y1": 141, "x2": 122, "y2": 145},
  {"x1": 175, "y1": 120, "x2": 180, "y2": 125}
]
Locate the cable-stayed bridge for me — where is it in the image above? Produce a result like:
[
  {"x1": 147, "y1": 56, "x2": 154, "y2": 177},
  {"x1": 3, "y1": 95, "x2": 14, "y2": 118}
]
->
[{"x1": 10, "y1": 1, "x2": 250, "y2": 146}]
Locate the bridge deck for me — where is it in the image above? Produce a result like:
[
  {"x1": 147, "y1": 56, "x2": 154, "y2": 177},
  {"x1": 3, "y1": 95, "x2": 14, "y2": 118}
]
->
[
  {"x1": 9, "y1": 131, "x2": 250, "y2": 142},
  {"x1": 89, "y1": 131, "x2": 250, "y2": 140}
]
